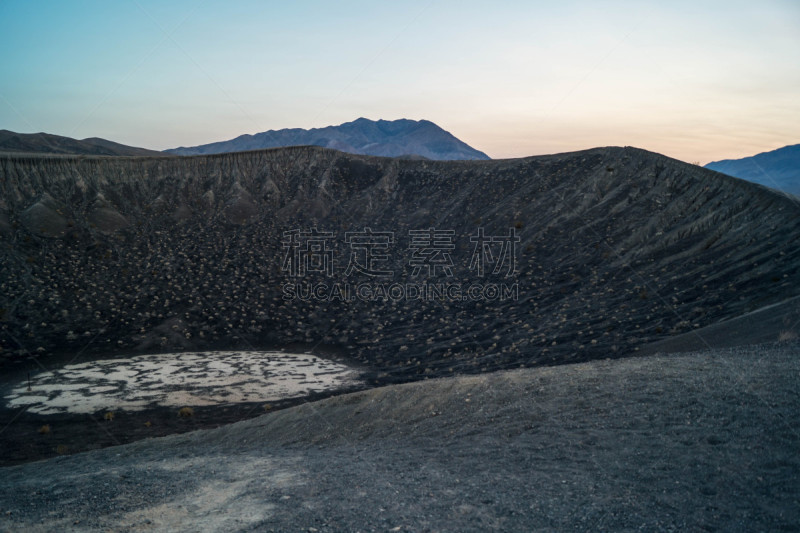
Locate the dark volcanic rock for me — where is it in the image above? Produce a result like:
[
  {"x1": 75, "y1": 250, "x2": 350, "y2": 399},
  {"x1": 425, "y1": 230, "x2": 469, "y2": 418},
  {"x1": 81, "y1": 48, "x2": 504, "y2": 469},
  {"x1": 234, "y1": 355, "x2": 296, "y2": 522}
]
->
[
  {"x1": 165, "y1": 117, "x2": 491, "y2": 160},
  {"x1": 19, "y1": 193, "x2": 69, "y2": 238},
  {"x1": 87, "y1": 193, "x2": 129, "y2": 233},
  {"x1": 0, "y1": 146, "x2": 798, "y2": 385}
]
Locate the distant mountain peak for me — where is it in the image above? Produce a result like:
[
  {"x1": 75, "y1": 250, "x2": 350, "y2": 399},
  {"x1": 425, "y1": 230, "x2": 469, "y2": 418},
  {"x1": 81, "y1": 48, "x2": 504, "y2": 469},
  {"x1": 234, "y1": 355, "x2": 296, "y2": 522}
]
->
[
  {"x1": 705, "y1": 144, "x2": 800, "y2": 196},
  {"x1": 165, "y1": 118, "x2": 490, "y2": 160}
]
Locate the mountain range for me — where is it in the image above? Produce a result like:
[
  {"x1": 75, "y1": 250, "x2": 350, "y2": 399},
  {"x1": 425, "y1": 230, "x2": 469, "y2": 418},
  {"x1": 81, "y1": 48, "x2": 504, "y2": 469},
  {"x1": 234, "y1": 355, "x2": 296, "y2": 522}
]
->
[
  {"x1": 165, "y1": 118, "x2": 490, "y2": 160},
  {"x1": 0, "y1": 129, "x2": 162, "y2": 156},
  {"x1": 705, "y1": 143, "x2": 800, "y2": 196}
]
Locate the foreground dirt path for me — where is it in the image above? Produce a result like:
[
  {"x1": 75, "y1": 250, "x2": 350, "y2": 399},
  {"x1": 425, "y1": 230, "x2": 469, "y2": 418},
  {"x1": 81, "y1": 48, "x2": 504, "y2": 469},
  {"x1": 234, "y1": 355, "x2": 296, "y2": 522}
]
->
[{"x1": 1, "y1": 342, "x2": 798, "y2": 532}]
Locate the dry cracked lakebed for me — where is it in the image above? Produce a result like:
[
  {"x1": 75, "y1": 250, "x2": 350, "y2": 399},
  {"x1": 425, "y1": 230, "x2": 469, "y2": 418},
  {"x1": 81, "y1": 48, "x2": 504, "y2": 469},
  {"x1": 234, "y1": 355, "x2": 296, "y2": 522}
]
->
[
  {"x1": 4, "y1": 351, "x2": 363, "y2": 415},
  {"x1": 0, "y1": 351, "x2": 367, "y2": 467}
]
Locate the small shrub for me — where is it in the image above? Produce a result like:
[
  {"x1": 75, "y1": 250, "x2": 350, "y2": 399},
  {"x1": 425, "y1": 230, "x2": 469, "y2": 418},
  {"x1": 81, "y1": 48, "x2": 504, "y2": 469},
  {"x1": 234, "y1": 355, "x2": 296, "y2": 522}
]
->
[
  {"x1": 56, "y1": 444, "x2": 68, "y2": 455},
  {"x1": 178, "y1": 407, "x2": 194, "y2": 418},
  {"x1": 38, "y1": 424, "x2": 51, "y2": 435},
  {"x1": 104, "y1": 411, "x2": 114, "y2": 421},
  {"x1": 144, "y1": 421, "x2": 152, "y2": 427}
]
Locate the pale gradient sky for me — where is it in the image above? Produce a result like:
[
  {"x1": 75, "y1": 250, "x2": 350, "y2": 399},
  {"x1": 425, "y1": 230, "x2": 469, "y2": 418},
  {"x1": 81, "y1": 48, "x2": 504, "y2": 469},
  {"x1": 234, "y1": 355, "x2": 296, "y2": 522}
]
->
[{"x1": 1, "y1": 0, "x2": 798, "y2": 164}]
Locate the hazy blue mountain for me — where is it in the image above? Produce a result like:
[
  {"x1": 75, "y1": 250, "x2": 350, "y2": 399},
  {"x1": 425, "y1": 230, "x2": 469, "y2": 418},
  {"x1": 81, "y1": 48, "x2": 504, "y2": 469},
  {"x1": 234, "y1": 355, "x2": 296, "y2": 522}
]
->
[
  {"x1": 705, "y1": 144, "x2": 800, "y2": 196},
  {"x1": 165, "y1": 118, "x2": 490, "y2": 160},
  {"x1": 0, "y1": 130, "x2": 162, "y2": 156}
]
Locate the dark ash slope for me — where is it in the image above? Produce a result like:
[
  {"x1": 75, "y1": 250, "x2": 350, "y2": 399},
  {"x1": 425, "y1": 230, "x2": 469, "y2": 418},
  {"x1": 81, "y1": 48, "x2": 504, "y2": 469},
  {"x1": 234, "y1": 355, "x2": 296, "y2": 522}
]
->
[
  {"x1": 1, "y1": 343, "x2": 798, "y2": 531},
  {"x1": 0, "y1": 146, "x2": 798, "y2": 384}
]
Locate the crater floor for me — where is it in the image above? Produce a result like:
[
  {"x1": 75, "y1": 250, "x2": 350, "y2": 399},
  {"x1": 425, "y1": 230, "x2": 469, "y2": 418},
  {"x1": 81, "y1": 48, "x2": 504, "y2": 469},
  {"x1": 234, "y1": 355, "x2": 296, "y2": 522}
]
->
[{"x1": 4, "y1": 351, "x2": 362, "y2": 415}]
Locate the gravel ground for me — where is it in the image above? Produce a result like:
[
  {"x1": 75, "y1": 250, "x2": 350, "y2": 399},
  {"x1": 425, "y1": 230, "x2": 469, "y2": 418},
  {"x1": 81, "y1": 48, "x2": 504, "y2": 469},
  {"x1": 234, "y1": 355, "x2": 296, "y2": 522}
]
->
[{"x1": 1, "y1": 342, "x2": 798, "y2": 532}]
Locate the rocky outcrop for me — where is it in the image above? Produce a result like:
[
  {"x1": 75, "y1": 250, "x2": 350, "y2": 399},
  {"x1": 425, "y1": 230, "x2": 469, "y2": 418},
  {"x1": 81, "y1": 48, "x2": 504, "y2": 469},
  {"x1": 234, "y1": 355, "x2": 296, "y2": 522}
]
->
[
  {"x1": 19, "y1": 193, "x2": 70, "y2": 237},
  {"x1": 0, "y1": 146, "x2": 798, "y2": 384}
]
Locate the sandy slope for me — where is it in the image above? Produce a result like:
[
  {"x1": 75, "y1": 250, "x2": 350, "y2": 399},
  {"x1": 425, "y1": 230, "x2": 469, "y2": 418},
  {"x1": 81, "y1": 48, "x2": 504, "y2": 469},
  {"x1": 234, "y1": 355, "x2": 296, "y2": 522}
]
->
[{"x1": 1, "y1": 341, "x2": 797, "y2": 532}]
